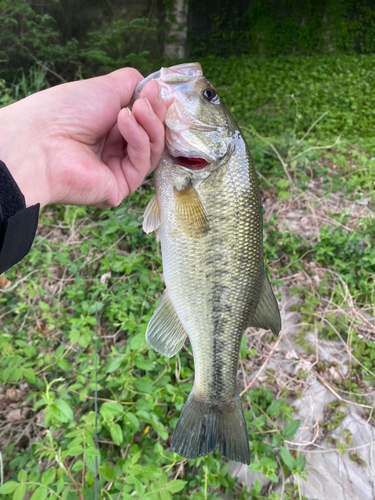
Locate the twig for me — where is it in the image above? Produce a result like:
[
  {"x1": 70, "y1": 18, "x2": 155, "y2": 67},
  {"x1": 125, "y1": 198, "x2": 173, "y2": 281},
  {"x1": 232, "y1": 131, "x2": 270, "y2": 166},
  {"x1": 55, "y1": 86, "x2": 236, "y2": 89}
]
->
[
  {"x1": 139, "y1": 0, "x2": 156, "y2": 52},
  {"x1": 322, "y1": 315, "x2": 375, "y2": 379},
  {"x1": 19, "y1": 43, "x2": 66, "y2": 83},
  {"x1": 0, "y1": 269, "x2": 39, "y2": 293},
  {"x1": 257, "y1": 170, "x2": 275, "y2": 188},
  {"x1": 240, "y1": 332, "x2": 283, "y2": 396},
  {"x1": 288, "y1": 442, "x2": 372, "y2": 454},
  {"x1": 243, "y1": 126, "x2": 293, "y2": 185},
  {"x1": 315, "y1": 372, "x2": 375, "y2": 410},
  {"x1": 69, "y1": 389, "x2": 135, "y2": 405},
  {"x1": 68, "y1": 389, "x2": 167, "y2": 406},
  {"x1": 63, "y1": 460, "x2": 83, "y2": 500},
  {"x1": 294, "y1": 111, "x2": 329, "y2": 148},
  {"x1": 288, "y1": 135, "x2": 341, "y2": 163}
]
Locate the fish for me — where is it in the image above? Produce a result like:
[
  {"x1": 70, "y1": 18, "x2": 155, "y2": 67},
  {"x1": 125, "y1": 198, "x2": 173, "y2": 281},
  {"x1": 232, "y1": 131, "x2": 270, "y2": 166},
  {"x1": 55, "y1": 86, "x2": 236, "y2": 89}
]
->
[{"x1": 133, "y1": 62, "x2": 281, "y2": 465}]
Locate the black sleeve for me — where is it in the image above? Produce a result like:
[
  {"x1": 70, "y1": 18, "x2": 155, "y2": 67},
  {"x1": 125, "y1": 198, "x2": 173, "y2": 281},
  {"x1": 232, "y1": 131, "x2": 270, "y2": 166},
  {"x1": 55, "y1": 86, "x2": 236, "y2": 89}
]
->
[{"x1": 0, "y1": 160, "x2": 40, "y2": 275}]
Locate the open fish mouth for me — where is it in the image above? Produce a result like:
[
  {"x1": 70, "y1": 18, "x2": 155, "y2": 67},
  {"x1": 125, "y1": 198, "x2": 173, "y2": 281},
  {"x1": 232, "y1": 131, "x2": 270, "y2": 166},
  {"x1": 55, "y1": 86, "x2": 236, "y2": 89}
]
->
[{"x1": 173, "y1": 155, "x2": 210, "y2": 170}]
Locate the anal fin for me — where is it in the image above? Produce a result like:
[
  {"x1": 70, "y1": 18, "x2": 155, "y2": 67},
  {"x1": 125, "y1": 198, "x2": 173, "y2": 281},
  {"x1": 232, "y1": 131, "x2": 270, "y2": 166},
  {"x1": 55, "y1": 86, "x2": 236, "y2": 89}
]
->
[
  {"x1": 146, "y1": 290, "x2": 187, "y2": 357},
  {"x1": 250, "y1": 271, "x2": 281, "y2": 335}
]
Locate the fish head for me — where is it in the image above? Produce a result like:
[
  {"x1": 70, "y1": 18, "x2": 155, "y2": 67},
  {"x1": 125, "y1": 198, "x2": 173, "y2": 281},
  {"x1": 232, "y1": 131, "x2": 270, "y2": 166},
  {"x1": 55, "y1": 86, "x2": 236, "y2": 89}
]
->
[{"x1": 133, "y1": 63, "x2": 239, "y2": 174}]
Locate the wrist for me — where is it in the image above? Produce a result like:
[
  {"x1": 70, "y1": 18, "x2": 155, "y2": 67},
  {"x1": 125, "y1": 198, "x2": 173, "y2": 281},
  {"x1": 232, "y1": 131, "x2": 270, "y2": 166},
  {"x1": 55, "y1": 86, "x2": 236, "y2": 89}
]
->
[{"x1": 0, "y1": 96, "x2": 50, "y2": 208}]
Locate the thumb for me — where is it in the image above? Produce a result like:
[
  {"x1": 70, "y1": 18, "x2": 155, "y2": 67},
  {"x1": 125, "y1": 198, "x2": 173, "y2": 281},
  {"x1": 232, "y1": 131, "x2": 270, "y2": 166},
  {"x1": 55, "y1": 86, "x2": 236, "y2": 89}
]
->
[{"x1": 98, "y1": 68, "x2": 144, "y2": 108}]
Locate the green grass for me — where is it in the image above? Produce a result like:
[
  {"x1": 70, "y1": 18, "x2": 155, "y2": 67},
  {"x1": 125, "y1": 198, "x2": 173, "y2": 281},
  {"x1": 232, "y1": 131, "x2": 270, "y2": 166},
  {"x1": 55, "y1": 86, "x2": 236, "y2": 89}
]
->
[
  {"x1": 201, "y1": 54, "x2": 375, "y2": 151},
  {"x1": 0, "y1": 53, "x2": 374, "y2": 499}
]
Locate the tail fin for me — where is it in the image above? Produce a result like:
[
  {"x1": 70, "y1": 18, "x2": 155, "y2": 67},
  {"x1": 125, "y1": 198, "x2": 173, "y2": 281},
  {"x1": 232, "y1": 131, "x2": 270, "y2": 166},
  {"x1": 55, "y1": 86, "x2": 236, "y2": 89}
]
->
[{"x1": 170, "y1": 392, "x2": 250, "y2": 464}]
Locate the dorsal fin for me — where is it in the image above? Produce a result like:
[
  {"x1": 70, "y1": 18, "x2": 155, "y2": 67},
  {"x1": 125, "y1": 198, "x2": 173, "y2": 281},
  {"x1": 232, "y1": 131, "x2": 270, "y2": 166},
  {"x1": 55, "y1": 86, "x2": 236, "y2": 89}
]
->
[{"x1": 250, "y1": 271, "x2": 281, "y2": 335}]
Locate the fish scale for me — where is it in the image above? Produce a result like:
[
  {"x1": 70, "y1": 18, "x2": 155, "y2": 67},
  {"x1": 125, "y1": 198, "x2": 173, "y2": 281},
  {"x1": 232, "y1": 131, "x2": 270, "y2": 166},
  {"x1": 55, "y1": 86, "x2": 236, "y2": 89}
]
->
[{"x1": 138, "y1": 62, "x2": 281, "y2": 464}]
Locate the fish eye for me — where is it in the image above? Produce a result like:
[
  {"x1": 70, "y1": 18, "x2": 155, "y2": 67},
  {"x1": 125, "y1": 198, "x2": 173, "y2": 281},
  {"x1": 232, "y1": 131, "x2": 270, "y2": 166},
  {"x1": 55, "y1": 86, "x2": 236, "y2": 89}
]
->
[{"x1": 202, "y1": 88, "x2": 217, "y2": 101}]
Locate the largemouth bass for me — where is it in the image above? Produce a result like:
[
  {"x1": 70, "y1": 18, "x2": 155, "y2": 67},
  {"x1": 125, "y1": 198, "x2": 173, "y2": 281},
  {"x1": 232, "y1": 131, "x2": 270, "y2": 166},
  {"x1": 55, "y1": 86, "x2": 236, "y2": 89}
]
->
[{"x1": 133, "y1": 63, "x2": 281, "y2": 465}]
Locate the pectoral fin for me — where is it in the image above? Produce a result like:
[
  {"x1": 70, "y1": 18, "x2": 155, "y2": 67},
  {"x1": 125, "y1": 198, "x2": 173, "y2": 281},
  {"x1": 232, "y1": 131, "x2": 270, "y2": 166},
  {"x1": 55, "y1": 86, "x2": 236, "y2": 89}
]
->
[
  {"x1": 143, "y1": 194, "x2": 161, "y2": 234},
  {"x1": 146, "y1": 290, "x2": 187, "y2": 357},
  {"x1": 250, "y1": 271, "x2": 281, "y2": 336},
  {"x1": 174, "y1": 182, "x2": 209, "y2": 239}
]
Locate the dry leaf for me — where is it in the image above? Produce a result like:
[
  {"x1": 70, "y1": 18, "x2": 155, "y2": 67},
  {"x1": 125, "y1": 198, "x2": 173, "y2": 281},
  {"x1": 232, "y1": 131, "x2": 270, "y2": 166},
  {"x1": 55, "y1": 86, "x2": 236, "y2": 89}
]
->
[
  {"x1": 0, "y1": 276, "x2": 11, "y2": 289},
  {"x1": 285, "y1": 349, "x2": 299, "y2": 360},
  {"x1": 6, "y1": 388, "x2": 24, "y2": 402},
  {"x1": 6, "y1": 408, "x2": 29, "y2": 422}
]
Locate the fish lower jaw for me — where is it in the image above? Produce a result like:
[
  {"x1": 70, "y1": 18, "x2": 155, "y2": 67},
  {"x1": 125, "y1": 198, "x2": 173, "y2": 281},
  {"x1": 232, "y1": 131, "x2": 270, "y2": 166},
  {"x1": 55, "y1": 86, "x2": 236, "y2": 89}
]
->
[{"x1": 173, "y1": 155, "x2": 209, "y2": 170}]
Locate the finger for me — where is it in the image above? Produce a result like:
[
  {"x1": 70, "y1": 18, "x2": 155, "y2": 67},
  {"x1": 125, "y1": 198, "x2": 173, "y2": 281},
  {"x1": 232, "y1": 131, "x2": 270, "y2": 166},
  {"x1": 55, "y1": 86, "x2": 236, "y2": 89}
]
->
[
  {"x1": 139, "y1": 80, "x2": 167, "y2": 123},
  {"x1": 117, "y1": 105, "x2": 152, "y2": 193},
  {"x1": 101, "y1": 122, "x2": 125, "y2": 164},
  {"x1": 131, "y1": 97, "x2": 165, "y2": 172}
]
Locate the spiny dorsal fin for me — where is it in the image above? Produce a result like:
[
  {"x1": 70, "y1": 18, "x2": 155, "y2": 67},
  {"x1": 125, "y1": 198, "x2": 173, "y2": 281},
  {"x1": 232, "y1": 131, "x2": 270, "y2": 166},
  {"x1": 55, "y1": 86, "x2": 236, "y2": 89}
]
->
[
  {"x1": 173, "y1": 182, "x2": 209, "y2": 239},
  {"x1": 250, "y1": 271, "x2": 281, "y2": 336},
  {"x1": 143, "y1": 194, "x2": 161, "y2": 234},
  {"x1": 146, "y1": 290, "x2": 187, "y2": 357}
]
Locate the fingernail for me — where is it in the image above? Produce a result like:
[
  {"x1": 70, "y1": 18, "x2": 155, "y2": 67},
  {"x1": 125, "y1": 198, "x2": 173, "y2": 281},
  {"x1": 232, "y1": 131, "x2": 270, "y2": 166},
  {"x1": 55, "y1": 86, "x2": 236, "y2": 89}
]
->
[
  {"x1": 144, "y1": 97, "x2": 153, "y2": 116},
  {"x1": 126, "y1": 107, "x2": 133, "y2": 119}
]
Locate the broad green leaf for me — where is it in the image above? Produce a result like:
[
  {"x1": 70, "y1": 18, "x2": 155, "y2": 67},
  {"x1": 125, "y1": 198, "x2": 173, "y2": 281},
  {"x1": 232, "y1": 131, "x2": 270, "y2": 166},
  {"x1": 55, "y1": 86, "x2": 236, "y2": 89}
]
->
[
  {"x1": 23, "y1": 368, "x2": 37, "y2": 384},
  {"x1": 152, "y1": 421, "x2": 168, "y2": 441},
  {"x1": 133, "y1": 477, "x2": 145, "y2": 496},
  {"x1": 166, "y1": 480, "x2": 187, "y2": 493},
  {"x1": 296, "y1": 453, "x2": 306, "y2": 470},
  {"x1": 70, "y1": 328, "x2": 80, "y2": 344},
  {"x1": 124, "y1": 412, "x2": 139, "y2": 431},
  {"x1": 134, "y1": 380, "x2": 153, "y2": 394},
  {"x1": 159, "y1": 490, "x2": 171, "y2": 500},
  {"x1": 110, "y1": 423, "x2": 123, "y2": 445},
  {"x1": 13, "y1": 483, "x2": 26, "y2": 500},
  {"x1": 147, "y1": 492, "x2": 160, "y2": 500},
  {"x1": 268, "y1": 472, "x2": 279, "y2": 483},
  {"x1": 30, "y1": 486, "x2": 48, "y2": 500},
  {"x1": 67, "y1": 445, "x2": 84, "y2": 456},
  {"x1": 72, "y1": 460, "x2": 83, "y2": 472},
  {"x1": 130, "y1": 450, "x2": 141, "y2": 465},
  {"x1": 55, "y1": 343, "x2": 65, "y2": 358},
  {"x1": 283, "y1": 419, "x2": 301, "y2": 438},
  {"x1": 254, "y1": 479, "x2": 261, "y2": 494},
  {"x1": 78, "y1": 331, "x2": 91, "y2": 348},
  {"x1": 134, "y1": 356, "x2": 154, "y2": 371},
  {"x1": 0, "y1": 482, "x2": 19, "y2": 494},
  {"x1": 129, "y1": 332, "x2": 147, "y2": 350},
  {"x1": 56, "y1": 476, "x2": 64, "y2": 494},
  {"x1": 266, "y1": 398, "x2": 285, "y2": 416},
  {"x1": 17, "y1": 470, "x2": 27, "y2": 483},
  {"x1": 100, "y1": 464, "x2": 116, "y2": 482},
  {"x1": 57, "y1": 359, "x2": 71, "y2": 371},
  {"x1": 85, "y1": 447, "x2": 100, "y2": 457},
  {"x1": 106, "y1": 354, "x2": 126, "y2": 373},
  {"x1": 51, "y1": 399, "x2": 74, "y2": 422},
  {"x1": 100, "y1": 402, "x2": 124, "y2": 419},
  {"x1": 41, "y1": 467, "x2": 56, "y2": 485},
  {"x1": 280, "y1": 446, "x2": 296, "y2": 471},
  {"x1": 249, "y1": 462, "x2": 262, "y2": 473}
]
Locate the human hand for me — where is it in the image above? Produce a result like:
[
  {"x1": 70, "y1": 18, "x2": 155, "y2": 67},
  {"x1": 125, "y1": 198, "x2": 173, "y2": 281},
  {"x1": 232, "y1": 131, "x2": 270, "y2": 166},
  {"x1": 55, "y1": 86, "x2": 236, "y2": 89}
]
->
[{"x1": 0, "y1": 68, "x2": 166, "y2": 208}]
